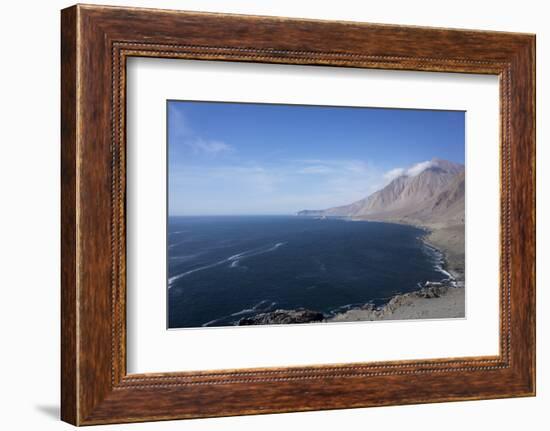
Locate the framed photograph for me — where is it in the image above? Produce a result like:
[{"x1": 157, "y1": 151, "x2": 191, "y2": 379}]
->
[
  {"x1": 165, "y1": 101, "x2": 466, "y2": 329},
  {"x1": 61, "y1": 4, "x2": 536, "y2": 425}
]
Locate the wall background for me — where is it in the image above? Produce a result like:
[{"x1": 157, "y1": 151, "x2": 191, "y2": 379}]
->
[{"x1": 0, "y1": 0, "x2": 546, "y2": 429}]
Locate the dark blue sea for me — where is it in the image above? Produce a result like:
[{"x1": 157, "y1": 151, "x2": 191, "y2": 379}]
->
[{"x1": 167, "y1": 215, "x2": 448, "y2": 328}]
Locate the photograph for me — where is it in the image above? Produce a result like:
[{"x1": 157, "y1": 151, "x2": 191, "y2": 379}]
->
[{"x1": 167, "y1": 101, "x2": 466, "y2": 329}]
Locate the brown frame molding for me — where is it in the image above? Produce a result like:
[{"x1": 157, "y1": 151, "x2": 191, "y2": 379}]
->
[{"x1": 61, "y1": 4, "x2": 535, "y2": 425}]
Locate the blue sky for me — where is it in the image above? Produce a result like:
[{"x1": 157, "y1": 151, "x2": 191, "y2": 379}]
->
[{"x1": 168, "y1": 101, "x2": 464, "y2": 215}]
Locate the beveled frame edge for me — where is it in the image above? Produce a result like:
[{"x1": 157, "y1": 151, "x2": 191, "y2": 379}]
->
[{"x1": 61, "y1": 4, "x2": 535, "y2": 426}]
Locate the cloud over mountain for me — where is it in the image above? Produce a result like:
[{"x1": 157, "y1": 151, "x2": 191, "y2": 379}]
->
[
  {"x1": 298, "y1": 158, "x2": 465, "y2": 229},
  {"x1": 383, "y1": 160, "x2": 437, "y2": 182}
]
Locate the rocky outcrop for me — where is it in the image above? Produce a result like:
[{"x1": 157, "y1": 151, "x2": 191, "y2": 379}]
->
[
  {"x1": 237, "y1": 282, "x2": 460, "y2": 326},
  {"x1": 238, "y1": 308, "x2": 325, "y2": 325},
  {"x1": 414, "y1": 284, "x2": 450, "y2": 299},
  {"x1": 295, "y1": 209, "x2": 325, "y2": 217},
  {"x1": 327, "y1": 282, "x2": 464, "y2": 322}
]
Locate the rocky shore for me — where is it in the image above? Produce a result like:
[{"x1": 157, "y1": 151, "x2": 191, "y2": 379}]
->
[
  {"x1": 239, "y1": 309, "x2": 325, "y2": 325},
  {"x1": 238, "y1": 283, "x2": 463, "y2": 326},
  {"x1": 327, "y1": 282, "x2": 464, "y2": 322}
]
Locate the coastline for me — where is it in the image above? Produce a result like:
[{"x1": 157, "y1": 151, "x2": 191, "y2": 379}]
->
[
  {"x1": 326, "y1": 223, "x2": 465, "y2": 323},
  {"x1": 326, "y1": 220, "x2": 465, "y2": 322},
  {"x1": 239, "y1": 220, "x2": 465, "y2": 326}
]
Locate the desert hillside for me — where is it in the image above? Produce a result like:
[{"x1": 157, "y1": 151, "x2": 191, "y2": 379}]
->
[{"x1": 298, "y1": 158, "x2": 465, "y2": 230}]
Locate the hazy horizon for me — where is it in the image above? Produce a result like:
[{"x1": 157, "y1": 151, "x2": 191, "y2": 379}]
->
[{"x1": 168, "y1": 101, "x2": 465, "y2": 216}]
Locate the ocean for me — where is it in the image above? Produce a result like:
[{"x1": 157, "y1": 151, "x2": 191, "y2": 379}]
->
[{"x1": 167, "y1": 215, "x2": 448, "y2": 328}]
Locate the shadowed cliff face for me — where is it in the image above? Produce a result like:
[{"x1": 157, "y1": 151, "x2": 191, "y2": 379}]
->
[{"x1": 298, "y1": 158, "x2": 465, "y2": 229}]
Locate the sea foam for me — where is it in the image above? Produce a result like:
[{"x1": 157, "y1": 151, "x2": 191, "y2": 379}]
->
[{"x1": 168, "y1": 242, "x2": 286, "y2": 287}]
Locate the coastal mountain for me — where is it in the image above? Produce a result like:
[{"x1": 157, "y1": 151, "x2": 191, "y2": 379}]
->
[
  {"x1": 237, "y1": 158, "x2": 466, "y2": 327},
  {"x1": 297, "y1": 158, "x2": 465, "y2": 228}
]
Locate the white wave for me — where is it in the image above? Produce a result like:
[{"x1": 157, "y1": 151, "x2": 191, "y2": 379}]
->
[
  {"x1": 227, "y1": 242, "x2": 285, "y2": 269},
  {"x1": 169, "y1": 252, "x2": 204, "y2": 262},
  {"x1": 169, "y1": 242, "x2": 286, "y2": 287},
  {"x1": 202, "y1": 300, "x2": 278, "y2": 326},
  {"x1": 202, "y1": 317, "x2": 225, "y2": 327},
  {"x1": 229, "y1": 300, "x2": 273, "y2": 317},
  {"x1": 168, "y1": 239, "x2": 195, "y2": 249},
  {"x1": 421, "y1": 242, "x2": 454, "y2": 280},
  {"x1": 168, "y1": 260, "x2": 223, "y2": 285},
  {"x1": 434, "y1": 264, "x2": 453, "y2": 279},
  {"x1": 168, "y1": 230, "x2": 188, "y2": 236}
]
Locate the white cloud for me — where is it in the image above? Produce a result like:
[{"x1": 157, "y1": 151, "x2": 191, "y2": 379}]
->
[
  {"x1": 384, "y1": 167, "x2": 406, "y2": 181},
  {"x1": 184, "y1": 138, "x2": 233, "y2": 155},
  {"x1": 295, "y1": 159, "x2": 371, "y2": 175},
  {"x1": 406, "y1": 160, "x2": 434, "y2": 176},
  {"x1": 169, "y1": 105, "x2": 193, "y2": 135},
  {"x1": 297, "y1": 165, "x2": 335, "y2": 175},
  {"x1": 169, "y1": 107, "x2": 233, "y2": 156},
  {"x1": 383, "y1": 160, "x2": 435, "y2": 183},
  {"x1": 169, "y1": 158, "x2": 384, "y2": 214}
]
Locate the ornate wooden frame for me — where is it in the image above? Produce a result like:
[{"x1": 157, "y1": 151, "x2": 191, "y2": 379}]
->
[{"x1": 61, "y1": 4, "x2": 535, "y2": 425}]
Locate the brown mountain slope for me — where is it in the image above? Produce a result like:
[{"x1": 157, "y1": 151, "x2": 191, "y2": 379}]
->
[
  {"x1": 298, "y1": 158, "x2": 465, "y2": 229},
  {"x1": 407, "y1": 170, "x2": 465, "y2": 227}
]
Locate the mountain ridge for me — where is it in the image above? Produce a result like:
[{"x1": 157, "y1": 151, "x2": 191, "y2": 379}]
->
[{"x1": 297, "y1": 158, "x2": 465, "y2": 229}]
